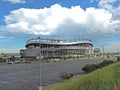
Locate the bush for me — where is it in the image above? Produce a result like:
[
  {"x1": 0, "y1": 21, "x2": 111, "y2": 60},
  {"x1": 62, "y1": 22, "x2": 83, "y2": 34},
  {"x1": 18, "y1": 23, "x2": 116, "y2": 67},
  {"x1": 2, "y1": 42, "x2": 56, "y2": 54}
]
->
[
  {"x1": 117, "y1": 57, "x2": 120, "y2": 61},
  {"x1": 99, "y1": 60, "x2": 114, "y2": 67},
  {"x1": 82, "y1": 60, "x2": 115, "y2": 73},
  {"x1": 0, "y1": 58, "x2": 6, "y2": 63},
  {"x1": 59, "y1": 72, "x2": 74, "y2": 80},
  {"x1": 82, "y1": 64, "x2": 97, "y2": 73}
]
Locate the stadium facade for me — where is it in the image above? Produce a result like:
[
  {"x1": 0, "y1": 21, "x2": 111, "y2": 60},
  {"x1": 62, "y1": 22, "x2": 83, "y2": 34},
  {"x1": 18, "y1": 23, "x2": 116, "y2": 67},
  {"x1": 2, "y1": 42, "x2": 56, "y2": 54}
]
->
[{"x1": 20, "y1": 37, "x2": 100, "y2": 59}]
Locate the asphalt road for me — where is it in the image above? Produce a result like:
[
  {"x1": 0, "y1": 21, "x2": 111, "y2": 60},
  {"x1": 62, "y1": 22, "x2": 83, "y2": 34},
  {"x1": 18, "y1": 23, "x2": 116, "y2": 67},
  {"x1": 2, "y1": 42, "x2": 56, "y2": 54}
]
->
[{"x1": 0, "y1": 57, "x2": 116, "y2": 90}]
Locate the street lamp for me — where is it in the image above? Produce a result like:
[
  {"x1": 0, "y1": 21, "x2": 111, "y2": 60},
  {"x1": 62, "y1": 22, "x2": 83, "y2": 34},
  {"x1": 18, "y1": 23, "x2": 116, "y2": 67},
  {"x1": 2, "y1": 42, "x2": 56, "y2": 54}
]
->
[
  {"x1": 36, "y1": 37, "x2": 42, "y2": 90},
  {"x1": 102, "y1": 46, "x2": 104, "y2": 60}
]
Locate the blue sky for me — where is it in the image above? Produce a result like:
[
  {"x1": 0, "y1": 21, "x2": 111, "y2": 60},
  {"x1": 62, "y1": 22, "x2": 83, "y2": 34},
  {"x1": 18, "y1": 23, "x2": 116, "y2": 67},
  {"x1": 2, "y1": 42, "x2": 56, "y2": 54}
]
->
[{"x1": 0, "y1": 0, "x2": 120, "y2": 53}]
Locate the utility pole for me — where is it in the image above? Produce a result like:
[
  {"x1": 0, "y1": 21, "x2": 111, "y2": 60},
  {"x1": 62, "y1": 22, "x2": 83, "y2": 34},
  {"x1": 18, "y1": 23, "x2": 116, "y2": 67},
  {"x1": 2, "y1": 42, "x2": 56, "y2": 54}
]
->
[
  {"x1": 117, "y1": 48, "x2": 119, "y2": 54},
  {"x1": 37, "y1": 37, "x2": 42, "y2": 90},
  {"x1": 102, "y1": 46, "x2": 104, "y2": 60}
]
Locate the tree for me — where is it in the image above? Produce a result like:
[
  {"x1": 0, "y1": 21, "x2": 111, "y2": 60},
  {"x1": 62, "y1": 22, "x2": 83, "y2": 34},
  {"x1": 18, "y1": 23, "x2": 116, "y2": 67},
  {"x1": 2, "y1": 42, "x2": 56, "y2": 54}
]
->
[
  {"x1": 0, "y1": 58, "x2": 6, "y2": 63},
  {"x1": 9, "y1": 55, "x2": 15, "y2": 62}
]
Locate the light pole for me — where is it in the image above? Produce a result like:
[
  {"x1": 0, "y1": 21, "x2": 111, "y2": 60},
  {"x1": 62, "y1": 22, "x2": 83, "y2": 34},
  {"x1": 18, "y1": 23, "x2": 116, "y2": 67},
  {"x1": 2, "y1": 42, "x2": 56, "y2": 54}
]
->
[
  {"x1": 117, "y1": 48, "x2": 119, "y2": 54},
  {"x1": 36, "y1": 37, "x2": 42, "y2": 90},
  {"x1": 102, "y1": 46, "x2": 104, "y2": 60}
]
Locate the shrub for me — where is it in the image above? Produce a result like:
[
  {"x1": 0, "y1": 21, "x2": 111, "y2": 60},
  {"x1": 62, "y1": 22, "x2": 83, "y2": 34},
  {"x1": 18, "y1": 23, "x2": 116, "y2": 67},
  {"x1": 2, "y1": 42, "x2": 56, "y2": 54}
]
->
[
  {"x1": 99, "y1": 60, "x2": 114, "y2": 67},
  {"x1": 0, "y1": 58, "x2": 6, "y2": 63},
  {"x1": 82, "y1": 64, "x2": 97, "y2": 73},
  {"x1": 59, "y1": 72, "x2": 74, "y2": 80},
  {"x1": 82, "y1": 60, "x2": 115, "y2": 73},
  {"x1": 117, "y1": 57, "x2": 120, "y2": 61}
]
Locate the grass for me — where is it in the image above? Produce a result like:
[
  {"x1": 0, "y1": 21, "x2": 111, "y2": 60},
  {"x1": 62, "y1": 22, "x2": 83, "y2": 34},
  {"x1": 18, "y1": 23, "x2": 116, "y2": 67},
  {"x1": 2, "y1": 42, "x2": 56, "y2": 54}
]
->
[{"x1": 45, "y1": 62, "x2": 120, "y2": 90}]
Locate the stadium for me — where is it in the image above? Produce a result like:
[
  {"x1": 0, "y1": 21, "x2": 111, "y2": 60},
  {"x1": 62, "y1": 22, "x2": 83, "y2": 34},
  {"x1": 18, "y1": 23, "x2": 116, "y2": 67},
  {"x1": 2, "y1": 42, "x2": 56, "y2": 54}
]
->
[{"x1": 20, "y1": 37, "x2": 100, "y2": 59}]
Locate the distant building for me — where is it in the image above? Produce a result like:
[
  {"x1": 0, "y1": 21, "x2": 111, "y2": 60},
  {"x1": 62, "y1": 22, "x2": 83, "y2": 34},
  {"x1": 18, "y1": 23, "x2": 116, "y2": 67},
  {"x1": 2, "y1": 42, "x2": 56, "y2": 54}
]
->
[
  {"x1": 20, "y1": 37, "x2": 100, "y2": 59},
  {"x1": 94, "y1": 48, "x2": 101, "y2": 54},
  {"x1": 0, "y1": 53, "x2": 20, "y2": 58}
]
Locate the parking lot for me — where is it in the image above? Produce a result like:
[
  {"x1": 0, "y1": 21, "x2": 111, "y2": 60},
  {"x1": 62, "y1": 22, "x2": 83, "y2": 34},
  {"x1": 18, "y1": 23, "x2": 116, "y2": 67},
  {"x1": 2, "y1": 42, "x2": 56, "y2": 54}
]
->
[{"x1": 0, "y1": 57, "x2": 116, "y2": 90}]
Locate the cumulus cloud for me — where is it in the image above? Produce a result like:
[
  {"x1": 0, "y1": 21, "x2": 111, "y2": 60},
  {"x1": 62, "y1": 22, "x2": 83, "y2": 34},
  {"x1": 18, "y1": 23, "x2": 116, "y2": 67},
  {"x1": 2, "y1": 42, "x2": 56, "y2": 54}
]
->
[
  {"x1": 98, "y1": 0, "x2": 120, "y2": 11},
  {"x1": 89, "y1": 0, "x2": 95, "y2": 3},
  {"x1": 113, "y1": 7, "x2": 120, "y2": 20},
  {"x1": 98, "y1": 0, "x2": 116, "y2": 10},
  {"x1": 0, "y1": 35, "x2": 6, "y2": 38},
  {"x1": 98, "y1": 0, "x2": 120, "y2": 33},
  {"x1": 3, "y1": 4, "x2": 120, "y2": 38},
  {"x1": 3, "y1": 0, "x2": 26, "y2": 4}
]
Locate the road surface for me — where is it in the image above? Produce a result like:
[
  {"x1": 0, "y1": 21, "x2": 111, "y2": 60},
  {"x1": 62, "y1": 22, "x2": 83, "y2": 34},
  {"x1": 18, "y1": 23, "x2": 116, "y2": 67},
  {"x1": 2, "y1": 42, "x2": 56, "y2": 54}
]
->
[{"x1": 0, "y1": 57, "x2": 116, "y2": 90}]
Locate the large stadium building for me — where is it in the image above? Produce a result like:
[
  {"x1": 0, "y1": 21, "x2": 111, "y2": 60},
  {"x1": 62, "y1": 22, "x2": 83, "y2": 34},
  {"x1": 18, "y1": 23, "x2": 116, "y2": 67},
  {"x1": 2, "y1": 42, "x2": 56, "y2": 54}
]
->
[{"x1": 20, "y1": 37, "x2": 100, "y2": 59}]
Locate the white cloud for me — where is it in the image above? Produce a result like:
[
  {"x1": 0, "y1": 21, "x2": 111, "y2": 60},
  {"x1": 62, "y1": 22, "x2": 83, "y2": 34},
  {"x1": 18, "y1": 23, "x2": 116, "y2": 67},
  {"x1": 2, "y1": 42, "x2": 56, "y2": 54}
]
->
[
  {"x1": 89, "y1": 0, "x2": 95, "y2": 3},
  {"x1": 3, "y1": 0, "x2": 26, "y2": 4},
  {"x1": 98, "y1": 0, "x2": 116, "y2": 10},
  {"x1": 112, "y1": 5, "x2": 120, "y2": 21},
  {"x1": 89, "y1": 0, "x2": 99, "y2": 3},
  {"x1": 98, "y1": 0, "x2": 120, "y2": 11},
  {"x1": 0, "y1": 35, "x2": 6, "y2": 38},
  {"x1": 3, "y1": 4, "x2": 120, "y2": 38},
  {"x1": 98, "y1": 0, "x2": 120, "y2": 33}
]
